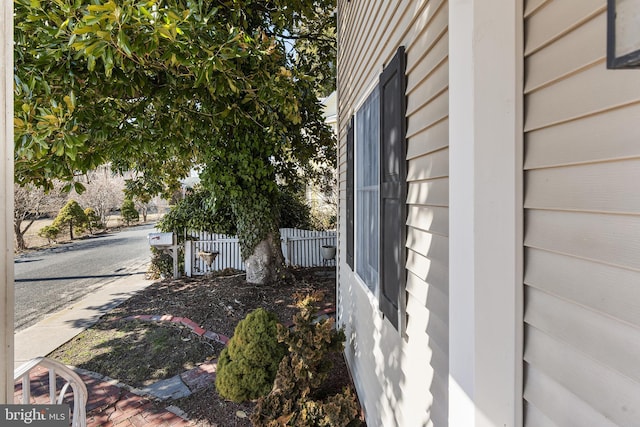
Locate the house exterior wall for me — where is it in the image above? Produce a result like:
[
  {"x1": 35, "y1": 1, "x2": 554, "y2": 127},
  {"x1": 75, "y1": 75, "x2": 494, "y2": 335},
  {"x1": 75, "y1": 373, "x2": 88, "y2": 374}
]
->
[
  {"x1": 522, "y1": 1, "x2": 640, "y2": 425},
  {"x1": 339, "y1": 0, "x2": 640, "y2": 426},
  {"x1": 337, "y1": 1, "x2": 450, "y2": 426}
]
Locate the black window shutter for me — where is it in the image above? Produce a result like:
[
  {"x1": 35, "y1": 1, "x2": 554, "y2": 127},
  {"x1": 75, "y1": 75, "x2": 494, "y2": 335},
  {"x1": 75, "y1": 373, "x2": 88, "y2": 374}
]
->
[
  {"x1": 379, "y1": 47, "x2": 407, "y2": 330},
  {"x1": 346, "y1": 116, "x2": 355, "y2": 270}
]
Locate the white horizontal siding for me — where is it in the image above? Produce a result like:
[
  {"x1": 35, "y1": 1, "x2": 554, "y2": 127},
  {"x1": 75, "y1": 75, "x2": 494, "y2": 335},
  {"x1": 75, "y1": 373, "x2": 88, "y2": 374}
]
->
[
  {"x1": 524, "y1": 102, "x2": 640, "y2": 169},
  {"x1": 525, "y1": 160, "x2": 640, "y2": 213},
  {"x1": 406, "y1": 248, "x2": 448, "y2": 292},
  {"x1": 523, "y1": 2, "x2": 640, "y2": 425},
  {"x1": 407, "y1": 118, "x2": 448, "y2": 159},
  {"x1": 523, "y1": 0, "x2": 604, "y2": 56},
  {"x1": 525, "y1": 248, "x2": 640, "y2": 328},
  {"x1": 337, "y1": 1, "x2": 449, "y2": 426},
  {"x1": 524, "y1": 327, "x2": 640, "y2": 426},
  {"x1": 406, "y1": 205, "x2": 448, "y2": 237},
  {"x1": 525, "y1": 286, "x2": 640, "y2": 383},
  {"x1": 407, "y1": 178, "x2": 449, "y2": 207},
  {"x1": 407, "y1": 148, "x2": 449, "y2": 181},
  {"x1": 524, "y1": 62, "x2": 640, "y2": 131},
  {"x1": 525, "y1": 210, "x2": 640, "y2": 270},
  {"x1": 524, "y1": 12, "x2": 604, "y2": 93},
  {"x1": 524, "y1": 364, "x2": 620, "y2": 427}
]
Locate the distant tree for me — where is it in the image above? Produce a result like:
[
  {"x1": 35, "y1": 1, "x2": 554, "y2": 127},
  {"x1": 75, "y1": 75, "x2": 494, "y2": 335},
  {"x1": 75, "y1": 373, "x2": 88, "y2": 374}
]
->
[
  {"x1": 133, "y1": 194, "x2": 154, "y2": 223},
  {"x1": 76, "y1": 169, "x2": 125, "y2": 228},
  {"x1": 53, "y1": 200, "x2": 88, "y2": 240},
  {"x1": 83, "y1": 207, "x2": 102, "y2": 234},
  {"x1": 14, "y1": 183, "x2": 65, "y2": 250},
  {"x1": 121, "y1": 198, "x2": 139, "y2": 226},
  {"x1": 37, "y1": 225, "x2": 60, "y2": 245}
]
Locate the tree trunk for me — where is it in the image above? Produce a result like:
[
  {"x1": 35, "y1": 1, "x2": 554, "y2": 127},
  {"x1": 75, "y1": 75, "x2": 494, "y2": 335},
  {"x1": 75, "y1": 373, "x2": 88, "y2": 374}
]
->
[
  {"x1": 14, "y1": 222, "x2": 26, "y2": 251},
  {"x1": 14, "y1": 218, "x2": 36, "y2": 251},
  {"x1": 69, "y1": 221, "x2": 74, "y2": 240},
  {"x1": 245, "y1": 232, "x2": 287, "y2": 285}
]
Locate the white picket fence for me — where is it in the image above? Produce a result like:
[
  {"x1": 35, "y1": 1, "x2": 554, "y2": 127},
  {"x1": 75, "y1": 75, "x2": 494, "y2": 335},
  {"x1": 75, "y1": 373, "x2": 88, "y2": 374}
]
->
[{"x1": 184, "y1": 228, "x2": 337, "y2": 276}]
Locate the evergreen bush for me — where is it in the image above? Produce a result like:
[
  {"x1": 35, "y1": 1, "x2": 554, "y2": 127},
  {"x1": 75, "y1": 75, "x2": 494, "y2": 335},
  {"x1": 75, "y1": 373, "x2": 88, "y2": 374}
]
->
[
  {"x1": 38, "y1": 225, "x2": 60, "y2": 244},
  {"x1": 121, "y1": 198, "x2": 139, "y2": 226},
  {"x1": 215, "y1": 308, "x2": 286, "y2": 402},
  {"x1": 251, "y1": 292, "x2": 361, "y2": 427},
  {"x1": 52, "y1": 199, "x2": 88, "y2": 240}
]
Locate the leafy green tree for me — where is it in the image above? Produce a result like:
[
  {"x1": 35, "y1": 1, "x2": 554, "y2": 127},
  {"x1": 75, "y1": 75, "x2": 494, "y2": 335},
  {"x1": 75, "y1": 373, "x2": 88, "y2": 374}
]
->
[
  {"x1": 121, "y1": 198, "x2": 139, "y2": 226},
  {"x1": 157, "y1": 185, "x2": 312, "y2": 237},
  {"x1": 158, "y1": 187, "x2": 236, "y2": 236},
  {"x1": 15, "y1": 0, "x2": 336, "y2": 284},
  {"x1": 53, "y1": 200, "x2": 88, "y2": 240}
]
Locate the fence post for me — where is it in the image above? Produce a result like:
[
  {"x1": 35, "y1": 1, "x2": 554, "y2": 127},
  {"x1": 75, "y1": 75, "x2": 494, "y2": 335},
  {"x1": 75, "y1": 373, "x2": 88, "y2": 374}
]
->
[
  {"x1": 184, "y1": 240, "x2": 192, "y2": 277},
  {"x1": 285, "y1": 237, "x2": 292, "y2": 266}
]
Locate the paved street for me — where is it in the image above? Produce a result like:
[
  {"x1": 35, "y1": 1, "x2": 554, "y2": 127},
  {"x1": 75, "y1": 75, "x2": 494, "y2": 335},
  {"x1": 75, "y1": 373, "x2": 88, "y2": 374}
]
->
[{"x1": 14, "y1": 223, "x2": 157, "y2": 332}]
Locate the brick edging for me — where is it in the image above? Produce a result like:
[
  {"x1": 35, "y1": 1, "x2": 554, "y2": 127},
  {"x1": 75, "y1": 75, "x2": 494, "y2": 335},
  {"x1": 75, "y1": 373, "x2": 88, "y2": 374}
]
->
[
  {"x1": 118, "y1": 307, "x2": 337, "y2": 346},
  {"x1": 119, "y1": 315, "x2": 230, "y2": 345}
]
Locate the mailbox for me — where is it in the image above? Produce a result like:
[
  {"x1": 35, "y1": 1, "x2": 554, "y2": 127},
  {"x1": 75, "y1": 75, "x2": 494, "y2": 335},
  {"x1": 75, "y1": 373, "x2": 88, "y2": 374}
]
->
[{"x1": 148, "y1": 232, "x2": 174, "y2": 247}]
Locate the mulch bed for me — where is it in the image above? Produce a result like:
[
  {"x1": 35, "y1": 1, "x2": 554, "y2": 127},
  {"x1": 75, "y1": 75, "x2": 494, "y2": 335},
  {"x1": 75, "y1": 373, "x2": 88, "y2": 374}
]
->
[{"x1": 51, "y1": 267, "x2": 360, "y2": 426}]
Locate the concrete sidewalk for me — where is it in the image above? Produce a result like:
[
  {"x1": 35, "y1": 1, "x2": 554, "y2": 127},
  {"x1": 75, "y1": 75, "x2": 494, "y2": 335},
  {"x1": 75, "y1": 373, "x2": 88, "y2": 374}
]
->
[{"x1": 14, "y1": 258, "x2": 152, "y2": 369}]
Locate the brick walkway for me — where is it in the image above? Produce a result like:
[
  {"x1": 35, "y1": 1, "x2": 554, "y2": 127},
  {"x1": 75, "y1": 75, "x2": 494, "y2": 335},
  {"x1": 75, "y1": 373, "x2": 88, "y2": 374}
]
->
[{"x1": 14, "y1": 366, "x2": 193, "y2": 427}]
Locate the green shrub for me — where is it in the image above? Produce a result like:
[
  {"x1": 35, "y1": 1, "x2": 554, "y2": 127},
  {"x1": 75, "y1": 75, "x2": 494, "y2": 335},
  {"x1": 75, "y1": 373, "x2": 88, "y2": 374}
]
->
[
  {"x1": 121, "y1": 198, "x2": 139, "y2": 226},
  {"x1": 251, "y1": 292, "x2": 361, "y2": 427},
  {"x1": 146, "y1": 247, "x2": 175, "y2": 280},
  {"x1": 215, "y1": 308, "x2": 286, "y2": 402},
  {"x1": 38, "y1": 225, "x2": 60, "y2": 244}
]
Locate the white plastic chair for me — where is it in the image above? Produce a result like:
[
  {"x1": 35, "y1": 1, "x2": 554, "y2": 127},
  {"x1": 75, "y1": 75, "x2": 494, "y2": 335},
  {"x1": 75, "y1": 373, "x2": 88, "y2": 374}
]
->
[{"x1": 14, "y1": 357, "x2": 88, "y2": 427}]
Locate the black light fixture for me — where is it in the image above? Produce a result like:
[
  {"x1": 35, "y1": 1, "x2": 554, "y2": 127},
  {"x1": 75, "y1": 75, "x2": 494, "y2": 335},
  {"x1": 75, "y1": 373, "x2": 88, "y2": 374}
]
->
[{"x1": 607, "y1": 0, "x2": 640, "y2": 69}]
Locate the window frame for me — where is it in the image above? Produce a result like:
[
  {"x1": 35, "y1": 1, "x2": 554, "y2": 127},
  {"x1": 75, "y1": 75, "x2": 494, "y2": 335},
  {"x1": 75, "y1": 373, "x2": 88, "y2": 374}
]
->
[{"x1": 353, "y1": 85, "x2": 381, "y2": 296}]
